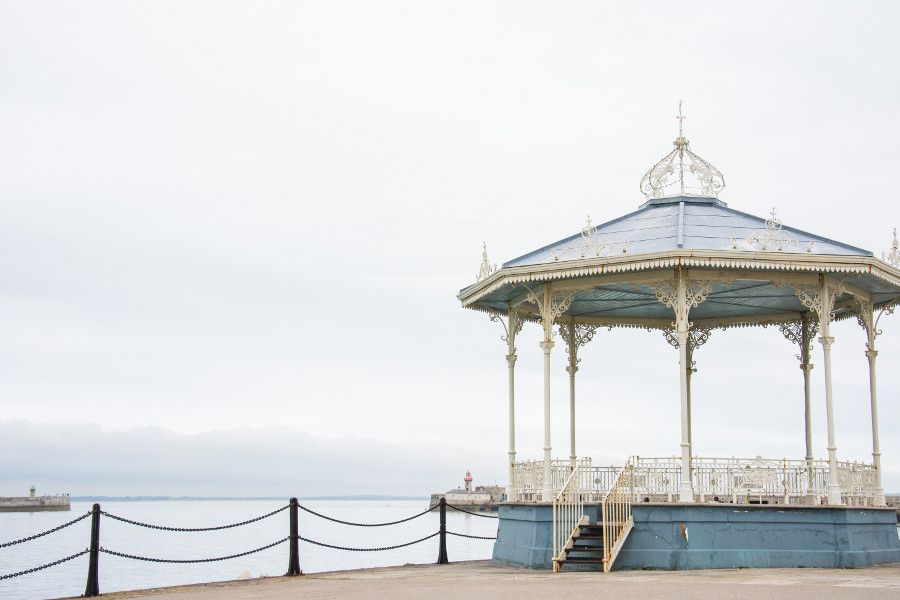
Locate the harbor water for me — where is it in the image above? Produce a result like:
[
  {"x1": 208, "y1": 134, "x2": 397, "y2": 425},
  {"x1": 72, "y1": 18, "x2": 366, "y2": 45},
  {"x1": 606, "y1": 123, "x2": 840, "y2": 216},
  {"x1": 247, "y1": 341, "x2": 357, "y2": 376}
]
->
[{"x1": 0, "y1": 499, "x2": 497, "y2": 600}]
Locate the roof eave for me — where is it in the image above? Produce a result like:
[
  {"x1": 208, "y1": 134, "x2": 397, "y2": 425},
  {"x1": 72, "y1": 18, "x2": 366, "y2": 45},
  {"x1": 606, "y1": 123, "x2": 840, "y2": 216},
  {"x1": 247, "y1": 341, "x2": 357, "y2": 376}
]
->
[{"x1": 458, "y1": 250, "x2": 900, "y2": 308}]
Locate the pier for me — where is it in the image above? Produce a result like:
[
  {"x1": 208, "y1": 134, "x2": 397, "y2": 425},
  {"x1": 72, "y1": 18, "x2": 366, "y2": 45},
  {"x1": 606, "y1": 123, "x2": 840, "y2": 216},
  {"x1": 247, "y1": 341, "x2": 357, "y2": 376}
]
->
[
  {"x1": 0, "y1": 487, "x2": 69, "y2": 513},
  {"x1": 66, "y1": 561, "x2": 900, "y2": 600}
]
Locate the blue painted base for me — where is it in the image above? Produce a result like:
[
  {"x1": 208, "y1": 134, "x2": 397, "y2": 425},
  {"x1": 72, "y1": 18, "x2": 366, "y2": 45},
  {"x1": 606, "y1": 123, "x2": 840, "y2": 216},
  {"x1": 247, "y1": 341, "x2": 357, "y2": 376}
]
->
[{"x1": 492, "y1": 502, "x2": 900, "y2": 570}]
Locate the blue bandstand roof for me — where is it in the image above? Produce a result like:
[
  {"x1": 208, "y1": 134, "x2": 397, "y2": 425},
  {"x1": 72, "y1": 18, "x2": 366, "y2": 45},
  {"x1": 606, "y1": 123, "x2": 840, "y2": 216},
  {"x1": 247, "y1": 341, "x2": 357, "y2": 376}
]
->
[
  {"x1": 505, "y1": 196, "x2": 870, "y2": 269},
  {"x1": 460, "y1": 196, "x2": 900, "y2": 328}
]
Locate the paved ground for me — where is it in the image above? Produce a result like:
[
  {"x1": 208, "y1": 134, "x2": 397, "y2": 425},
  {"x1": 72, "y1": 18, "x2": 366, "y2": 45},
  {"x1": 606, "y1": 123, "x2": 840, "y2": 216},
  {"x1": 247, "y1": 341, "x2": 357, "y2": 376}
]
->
[{"x1": 78, "y1": 560, "x2": 900, "y2": 600}]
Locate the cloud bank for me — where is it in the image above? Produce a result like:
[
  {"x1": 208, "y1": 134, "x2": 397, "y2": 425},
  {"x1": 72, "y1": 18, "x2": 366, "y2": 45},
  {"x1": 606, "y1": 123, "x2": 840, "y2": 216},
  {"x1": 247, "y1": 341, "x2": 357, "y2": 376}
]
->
[{"x1": 0, "y1": 420, "x2": 507, "y2": 497}]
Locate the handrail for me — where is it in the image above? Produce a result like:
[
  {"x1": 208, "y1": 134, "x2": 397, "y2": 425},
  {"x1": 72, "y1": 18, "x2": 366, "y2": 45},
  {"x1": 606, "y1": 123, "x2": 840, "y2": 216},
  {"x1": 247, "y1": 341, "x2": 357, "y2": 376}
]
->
[
  {"x1": 551, "y1": 465, "x2": 584, "y2": 573},
  {"x1": 601, "y1": 456, "x2": 635, "y2": 573}
]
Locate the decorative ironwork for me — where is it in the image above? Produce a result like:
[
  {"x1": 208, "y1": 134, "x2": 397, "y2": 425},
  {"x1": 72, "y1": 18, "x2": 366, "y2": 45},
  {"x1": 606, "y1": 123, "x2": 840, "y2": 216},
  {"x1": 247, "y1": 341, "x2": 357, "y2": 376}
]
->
[
  {"x1": 662, "y1": 326, "x2": 712, "y2": 350},
  {"x1": 648, "y1": 275, "x2": 713, "y2": 327},
  {"x1": 560, "y1": 323, "x2": 597, "y2": 353},
  {"x1": 527, "y1": 288, "x2": 576, "y2": 324},
  {"x1": 738, "y1": 208, "x2": 817, "y2": 253},
  {"x1": 837, "y1": 461, "x2": 877, "y2": 496},
  {"x1": 512, "y1": 454, "x2": 878, "y2": 506},
  {"x1": 883, "y1": 228, "x2": 900, "y2": 268},
  {"x1": 777, "y1": 320, "x2": 803, "y2": 345},
  {"x1": 551, "y1": 216, "x2": 630, "y2": 262},
  {"x1": 476, "y1": 242, "x2": 496, "y2": 282},
  {"x1": 649, "y1": 279, "x2": 678, "y2": 309},
  {"x1": 778, "y1": 318, "x2": 818, "y2": 363},
  {"x1": 794, "y1": 281, "x2": 844, "y2": 320},
  {"x1": 639, "y1": 101, "x2": 725, "y2": 199}
]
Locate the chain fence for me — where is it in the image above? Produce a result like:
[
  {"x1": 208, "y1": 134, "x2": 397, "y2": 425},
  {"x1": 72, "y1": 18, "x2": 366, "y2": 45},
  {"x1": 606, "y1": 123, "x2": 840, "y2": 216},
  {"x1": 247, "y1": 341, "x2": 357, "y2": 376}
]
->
[
  {"x1": 100, "y1": 538, "x2": 289, "y2": 563},
  {"x1": 100, "y1": 504, "x2": 289, "y2": 532},
  {"x1": 297, "y1": 503, "x2": 435, "y2": 527},
  {"x1": 0, "y1": 549, "x2": 89, "y2": 581},
  {"x1": 0, "y1": 511, "x2": 92, "y2": 548},
  {"x1": 1, "y1": 496, "x2": 498, "y2": 595},
  {"x1": 445, "y1": 503, "x2": 500, "y2": 518},
  {"x1": 298, "y1": 531, "x2": 441, "y2": 552}
]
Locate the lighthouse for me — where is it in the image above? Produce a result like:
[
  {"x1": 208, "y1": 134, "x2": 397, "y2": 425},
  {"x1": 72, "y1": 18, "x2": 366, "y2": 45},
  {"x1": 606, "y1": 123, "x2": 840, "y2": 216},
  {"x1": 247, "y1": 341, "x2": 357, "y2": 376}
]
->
[{"x1": 464, "y1": 470, "x2": 473, "y2": 493}]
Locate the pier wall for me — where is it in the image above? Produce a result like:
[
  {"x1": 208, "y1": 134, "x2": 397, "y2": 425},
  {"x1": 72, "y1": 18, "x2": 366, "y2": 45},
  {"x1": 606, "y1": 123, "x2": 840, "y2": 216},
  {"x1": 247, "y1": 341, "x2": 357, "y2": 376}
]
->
[
  {"x1": 0, "y1": 496, "x2": 70, "y2": 512},
  {"x1": 492, "y1": 502, "x2": 900, "y2": 570}
]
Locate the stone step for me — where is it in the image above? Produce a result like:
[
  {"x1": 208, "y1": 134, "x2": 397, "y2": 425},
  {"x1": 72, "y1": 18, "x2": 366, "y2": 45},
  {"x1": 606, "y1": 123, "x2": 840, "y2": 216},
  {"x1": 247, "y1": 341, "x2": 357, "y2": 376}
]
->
[{"x1": 559, "y1": 556, "x2": 604, "y2": 565}]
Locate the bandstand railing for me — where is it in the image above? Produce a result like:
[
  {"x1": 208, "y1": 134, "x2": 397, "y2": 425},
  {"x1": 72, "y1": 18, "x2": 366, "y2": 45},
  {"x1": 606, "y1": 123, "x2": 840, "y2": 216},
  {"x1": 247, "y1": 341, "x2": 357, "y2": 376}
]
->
[
  {"x1": 511, "y1": 455, "x2": 878, "y2": 506},
  {"x1": 510, "y1": 458, "x2": 615, "y2": 502},
  {"x1": 601, "y1": 456, "x2": 635, "y2": 572},
  {"x1": 551, "y1": 465, "x2": 585, "y2": 572}
]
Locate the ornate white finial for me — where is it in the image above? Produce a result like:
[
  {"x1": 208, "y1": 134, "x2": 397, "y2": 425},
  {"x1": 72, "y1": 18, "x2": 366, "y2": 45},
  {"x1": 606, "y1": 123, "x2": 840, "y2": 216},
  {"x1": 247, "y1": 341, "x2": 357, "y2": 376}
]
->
[
  {"x1": 766, "y1": 208, "x2": 781, "y2": 230},
  {"x1": 581, "y1": 215, "x2": 596, "y2": 238},
  {"x1": 883, "y1": 227, "x2": 900, "y2": 268},
  {"x1": 640, "y1": 101, "x2": 725, "y2": 199},
  {"x1": 476, "y1": 242, "x2": 497, "y2": 282}
]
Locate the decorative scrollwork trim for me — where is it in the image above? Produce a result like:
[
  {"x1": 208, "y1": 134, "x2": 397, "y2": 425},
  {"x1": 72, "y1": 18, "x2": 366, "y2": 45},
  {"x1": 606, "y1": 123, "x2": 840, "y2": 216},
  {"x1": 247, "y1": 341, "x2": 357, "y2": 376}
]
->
[
  {"x1": 526, "y1": 286, "x2": 576, "y2": 340},
  {"x1": 476, "y1": 242, "x2": 497, "y2": 283}
]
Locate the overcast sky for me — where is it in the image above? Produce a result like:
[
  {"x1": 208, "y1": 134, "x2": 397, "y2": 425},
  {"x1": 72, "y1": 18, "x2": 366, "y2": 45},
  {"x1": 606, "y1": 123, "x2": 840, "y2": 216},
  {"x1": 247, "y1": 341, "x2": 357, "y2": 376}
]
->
[{"x1": 1, "y1": 1, "x2": 898, "y2": 497}]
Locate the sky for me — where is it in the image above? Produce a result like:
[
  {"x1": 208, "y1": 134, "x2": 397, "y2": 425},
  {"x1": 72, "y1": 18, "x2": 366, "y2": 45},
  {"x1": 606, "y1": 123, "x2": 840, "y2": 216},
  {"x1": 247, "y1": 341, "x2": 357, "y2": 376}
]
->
[{"x1": 0, "y1": 1, "x2": 898, "y2": 497}]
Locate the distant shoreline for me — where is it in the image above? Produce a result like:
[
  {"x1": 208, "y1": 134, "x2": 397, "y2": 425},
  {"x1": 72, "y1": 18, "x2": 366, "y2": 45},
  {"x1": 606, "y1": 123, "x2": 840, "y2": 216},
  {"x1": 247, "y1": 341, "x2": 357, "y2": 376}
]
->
[{"x1": 69, "y1": 495, "x2": 429, "y2": 502}]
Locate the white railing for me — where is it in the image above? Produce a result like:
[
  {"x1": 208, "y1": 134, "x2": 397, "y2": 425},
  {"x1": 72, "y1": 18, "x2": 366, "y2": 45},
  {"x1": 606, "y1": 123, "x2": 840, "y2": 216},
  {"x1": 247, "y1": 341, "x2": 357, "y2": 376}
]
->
[
  {"x1": 601, "y1": 456, "x2": 635, "y2": 572},
  {"x1": 511, "y1": 455, "x2": 878, "y2": 506},
  {"x1": 510, "y1": 458, "x2": 614, "y2": 502},
  {"x1": 551, "y1": 465, "x2": 585, "y2": 573},
  {"x1": 837, "y1": 460, "x2": 879, "y2": 506}
]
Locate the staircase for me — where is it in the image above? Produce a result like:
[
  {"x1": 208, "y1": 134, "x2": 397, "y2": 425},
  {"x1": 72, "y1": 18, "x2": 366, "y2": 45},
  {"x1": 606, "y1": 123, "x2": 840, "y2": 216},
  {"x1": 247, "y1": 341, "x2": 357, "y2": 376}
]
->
[
  {"x1": 553, "y1": 521, "x2": 606, "y2": 570},
  {"x1": 552, "y1": 456, "x2": 637, "y2": 573}
]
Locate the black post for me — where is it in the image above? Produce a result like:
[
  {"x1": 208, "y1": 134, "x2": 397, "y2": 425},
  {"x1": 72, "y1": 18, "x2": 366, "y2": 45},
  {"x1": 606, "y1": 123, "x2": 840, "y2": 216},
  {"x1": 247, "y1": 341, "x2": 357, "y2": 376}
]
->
[
  {"x1": 285, "y1": 497, "x2": 302, "y2": 576},
  {"x1": 83, "y1": 503, "x2": 100, "y2": 597},
  {"x1": 437, "y1": 498, "x2": 448, "y2": 564}
]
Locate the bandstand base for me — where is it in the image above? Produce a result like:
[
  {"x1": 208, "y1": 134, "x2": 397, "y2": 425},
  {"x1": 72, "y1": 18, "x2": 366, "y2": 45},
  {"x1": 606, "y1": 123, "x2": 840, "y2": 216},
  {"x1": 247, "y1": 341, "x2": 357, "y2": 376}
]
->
[{"x1": 492, "y1": 502, "x2": 900, "y2": 570}]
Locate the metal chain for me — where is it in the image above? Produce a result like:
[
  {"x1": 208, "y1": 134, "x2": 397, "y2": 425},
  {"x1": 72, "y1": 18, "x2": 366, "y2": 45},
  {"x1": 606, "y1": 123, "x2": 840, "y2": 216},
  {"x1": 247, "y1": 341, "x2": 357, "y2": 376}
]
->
[
  {"x1": 445, "y1": 504, "x2": 499, "y2": 519},
  {"x1": 0, "y1": 549, "x2": 89, "y2": 580},
  {"x1": 297, "y1": 504, "x2": 436, "y2": 527},
  {"x1": 0, "y1": 511, "x2": 92, "y2": 548},
  {"x1": 447, "y1": 531, "x2": 497, "y2": 540},
  {"x1": 99, "y1": 537, "x2": 288, "y2": 563},
  {"x1": 298, "y1": 531, "x2": 439, "y2": 552},
  {"x1": 100, "y1": 504, "x2": 289, "y2": 532}
]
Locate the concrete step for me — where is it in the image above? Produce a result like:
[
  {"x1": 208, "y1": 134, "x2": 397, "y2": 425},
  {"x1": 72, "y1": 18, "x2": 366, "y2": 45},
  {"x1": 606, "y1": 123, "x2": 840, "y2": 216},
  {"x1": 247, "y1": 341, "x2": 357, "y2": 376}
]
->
[
  {"x1": 569, "y1": 544, "x2": 604, "y2": 551},
  {"x1": 559, "y1": 556, "x2": 604, "y2": 565}
]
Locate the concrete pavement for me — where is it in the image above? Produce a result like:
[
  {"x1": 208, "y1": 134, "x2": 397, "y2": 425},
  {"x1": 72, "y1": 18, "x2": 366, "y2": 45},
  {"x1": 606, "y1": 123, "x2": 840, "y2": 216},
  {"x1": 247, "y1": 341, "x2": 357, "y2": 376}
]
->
[{"x1": 77, "y1": 560, "x2": 900, "y2": 600}]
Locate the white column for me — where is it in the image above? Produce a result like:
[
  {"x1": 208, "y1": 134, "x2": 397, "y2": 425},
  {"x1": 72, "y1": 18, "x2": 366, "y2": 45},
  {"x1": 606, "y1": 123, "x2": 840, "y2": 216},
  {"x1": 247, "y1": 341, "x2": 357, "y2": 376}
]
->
[
  {"x1": 540, "y1": 287, "x2": 554, "y2": 502},
  {"x1": 685, "y1": 338, "x2": 693, "y2": 460},
  {"x1": 541, "y1": 337, "x2": 554, "y2": 501},
  {"x1": 800, "y1": 315, "x2": 814, "y2": 492},
  {"x1": 506, "y1": 349, "x2": 517, "y2": 502},
  {"x1": 818, "y1": 298, "x2": 842, "y2": 506},
  {"x1": 565, "y1": 326, "x2": 578, "y2": 465},
  {"x1": 675, "y1": 271, "x2": 694, "y2": 503},
  {"x1": 494, "y1": 308, "x2": 521, "y2": 503},
  {"x1": 864, "y1": 316, "x2": 885, "y2": 506}
]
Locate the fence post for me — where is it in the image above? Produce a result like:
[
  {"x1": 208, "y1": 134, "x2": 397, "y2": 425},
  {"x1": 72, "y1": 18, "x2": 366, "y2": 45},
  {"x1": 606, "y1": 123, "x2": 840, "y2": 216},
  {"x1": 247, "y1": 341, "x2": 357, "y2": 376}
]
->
[
  {"x1": 83, "y1": 503, "x2": 100, "y2": 597},
  {"x1": 437, "y1": 498, "x2": 448, "y2": 564},
  {"x1": 286, "y1": 497, "x2": 302, "y2": 576}
]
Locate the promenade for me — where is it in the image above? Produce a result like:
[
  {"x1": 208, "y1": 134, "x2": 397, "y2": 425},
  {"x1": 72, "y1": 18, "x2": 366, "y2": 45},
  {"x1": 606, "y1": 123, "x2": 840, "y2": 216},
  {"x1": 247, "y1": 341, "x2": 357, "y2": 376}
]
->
[{"x1": 82, "y1": 560, "x2": 900, "y2": 600}]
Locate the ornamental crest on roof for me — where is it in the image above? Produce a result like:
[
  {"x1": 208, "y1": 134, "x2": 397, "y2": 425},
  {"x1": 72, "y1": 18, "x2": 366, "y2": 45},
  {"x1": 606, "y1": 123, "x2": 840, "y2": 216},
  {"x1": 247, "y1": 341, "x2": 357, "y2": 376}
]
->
[{"x1": 640, "y1": 101, "x2": 725, "y2": 199}]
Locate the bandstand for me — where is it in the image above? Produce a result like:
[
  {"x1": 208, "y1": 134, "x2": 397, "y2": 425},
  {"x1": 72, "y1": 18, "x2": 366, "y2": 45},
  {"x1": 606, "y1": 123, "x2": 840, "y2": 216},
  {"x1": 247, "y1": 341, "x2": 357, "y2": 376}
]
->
[{"x1": 458, "y1": 106, "x2": 900, "y2": 571}]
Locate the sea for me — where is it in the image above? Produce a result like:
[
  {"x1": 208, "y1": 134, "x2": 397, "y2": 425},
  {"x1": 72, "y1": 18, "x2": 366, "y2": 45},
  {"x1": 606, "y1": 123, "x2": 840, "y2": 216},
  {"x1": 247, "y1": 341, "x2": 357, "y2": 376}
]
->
[{"x1": 0, "y1": 498, "x2": 497, "y2": 600}]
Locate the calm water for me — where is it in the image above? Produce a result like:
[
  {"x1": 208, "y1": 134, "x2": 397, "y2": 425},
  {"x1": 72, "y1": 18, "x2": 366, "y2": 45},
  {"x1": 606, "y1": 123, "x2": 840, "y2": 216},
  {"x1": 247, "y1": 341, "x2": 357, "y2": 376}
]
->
[{"x1": 0, "y1": 499, "x2": 497, "y2": 600}]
